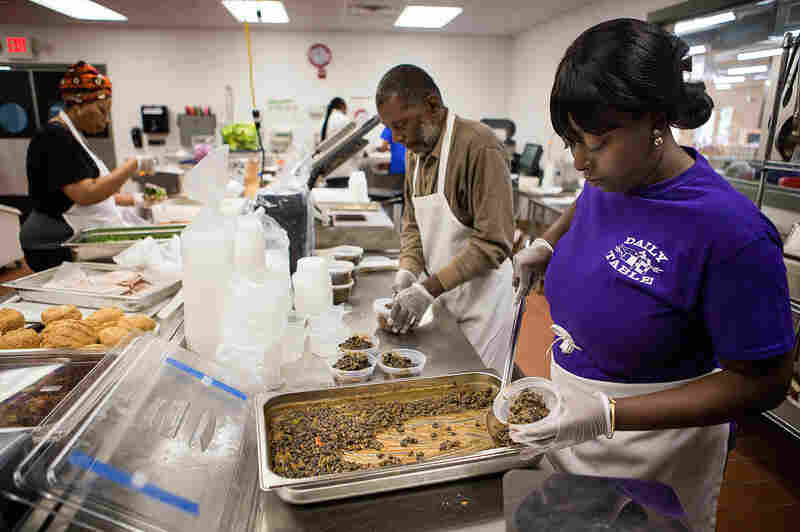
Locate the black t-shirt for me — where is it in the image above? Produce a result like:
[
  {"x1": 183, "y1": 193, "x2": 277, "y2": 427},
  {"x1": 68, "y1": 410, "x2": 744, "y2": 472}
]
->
[{"x1": 26, "y1": 122, "x2": 100, "y2": 217}]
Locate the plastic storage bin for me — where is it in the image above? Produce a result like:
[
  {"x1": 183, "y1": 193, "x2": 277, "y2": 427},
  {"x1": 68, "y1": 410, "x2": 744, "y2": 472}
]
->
[
  {"x1": 12, "y1": 335, "x2": 251, "y2": 532},
  {"x1": 177, "y1": 114, "x2": 217, "y2": 148},
  {"x1": 377, "y1": 348, "x2": 426, "y2": 378}
]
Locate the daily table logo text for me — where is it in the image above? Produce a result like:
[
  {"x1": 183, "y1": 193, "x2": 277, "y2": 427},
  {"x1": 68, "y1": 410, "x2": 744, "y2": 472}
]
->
[{"x1": 605, "y1": 237, "x2": 668, "y2": 286}]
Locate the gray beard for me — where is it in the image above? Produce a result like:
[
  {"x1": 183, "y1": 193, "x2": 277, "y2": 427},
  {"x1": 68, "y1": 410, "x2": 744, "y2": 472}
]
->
[{"x1": 416, "y1": 120, "x2": 442, "y2": 155}]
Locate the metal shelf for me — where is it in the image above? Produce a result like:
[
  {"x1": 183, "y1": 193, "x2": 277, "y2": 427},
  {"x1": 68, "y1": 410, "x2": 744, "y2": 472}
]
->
[
  {"x1": 759, "y1": 160, "x2": 800, "y2": 173},
  {"x1": 763, "y1": 302, "x2": 800, "y2": 440},
  {"x1": 764, "y1": 400, "x2": 800, "y2": 441}
]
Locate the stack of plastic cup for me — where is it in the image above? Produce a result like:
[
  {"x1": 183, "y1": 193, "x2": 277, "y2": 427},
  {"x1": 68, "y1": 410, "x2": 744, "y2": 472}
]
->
[
  {"x1": 349, "y1": 171, "x2": 369, "y2": 203},
  {"x1": 293, "y1": 257, "x2": 332, "y2": 316},
  {"x1": 282, "y1": 311, "x2": 307, "y2": 366}
]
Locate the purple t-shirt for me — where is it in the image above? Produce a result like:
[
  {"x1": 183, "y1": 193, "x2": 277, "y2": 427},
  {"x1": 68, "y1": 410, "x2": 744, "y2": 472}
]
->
[{"x1": 544, "y1": 148, "x2": 794, "y2": 383}]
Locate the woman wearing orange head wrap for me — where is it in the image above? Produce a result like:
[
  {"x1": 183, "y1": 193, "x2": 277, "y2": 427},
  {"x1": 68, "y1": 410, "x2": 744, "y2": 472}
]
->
[{"x1": 21, "y1": 61, "x2": 150, "y2": 271}]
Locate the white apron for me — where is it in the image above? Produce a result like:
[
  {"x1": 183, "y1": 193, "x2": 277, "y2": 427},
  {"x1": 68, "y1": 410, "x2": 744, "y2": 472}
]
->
[
  {"x1": 58, "y1": 111, "x2": 127, "y2": 233},
  {"x1": 547, "y1": 358, "x2": 730, "y2": 532},
  {"x1": 412, "y1": 110, "x2": 514, "y2": 373}
]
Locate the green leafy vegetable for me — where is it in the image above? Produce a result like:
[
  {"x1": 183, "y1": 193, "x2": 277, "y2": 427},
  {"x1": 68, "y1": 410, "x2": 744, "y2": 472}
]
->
[{"x1": 221, "y1": 123, "x2": 259, "y2": 151}]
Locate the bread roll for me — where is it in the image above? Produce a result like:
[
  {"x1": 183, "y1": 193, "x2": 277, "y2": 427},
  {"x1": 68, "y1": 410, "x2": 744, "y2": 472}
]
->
[{"x1": 41, "y1": 305, "x2": 82, "y2": 325}]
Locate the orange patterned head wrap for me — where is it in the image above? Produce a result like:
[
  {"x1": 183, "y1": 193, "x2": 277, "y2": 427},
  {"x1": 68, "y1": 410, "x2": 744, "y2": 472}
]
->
[{"x1": 59, "y1": 61, "x2": 112, "y2": 106}]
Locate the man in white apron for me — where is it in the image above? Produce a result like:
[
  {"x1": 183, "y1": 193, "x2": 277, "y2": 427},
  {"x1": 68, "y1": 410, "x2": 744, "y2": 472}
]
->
[{"x1": 375, "y1": 65, "x2": 515, "y2": 373}]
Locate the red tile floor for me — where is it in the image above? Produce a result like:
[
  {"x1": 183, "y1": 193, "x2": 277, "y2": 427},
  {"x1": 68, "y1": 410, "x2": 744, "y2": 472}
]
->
[{"x1": 517, "y1": 292, "x2": 800, "y2": 531}]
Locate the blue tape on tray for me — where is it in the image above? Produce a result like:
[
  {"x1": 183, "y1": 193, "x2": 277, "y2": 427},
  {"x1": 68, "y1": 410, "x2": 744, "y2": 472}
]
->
[
  {"x1": 68, "y1": 451, "x2": 200, "y2": 515},
  {"x1": 165, "y1": 357, "x2": 247, "y2": 401}
]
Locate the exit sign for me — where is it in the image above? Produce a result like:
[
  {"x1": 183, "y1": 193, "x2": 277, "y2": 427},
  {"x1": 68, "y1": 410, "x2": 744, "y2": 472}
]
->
[{"x1": 3, "y1": 36, "x2": 34, "y2": 59}]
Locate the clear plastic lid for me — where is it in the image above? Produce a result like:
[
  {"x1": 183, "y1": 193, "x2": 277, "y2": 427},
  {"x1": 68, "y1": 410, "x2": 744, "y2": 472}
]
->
[
  {"x1": 328, "y1": 260, "x2": 355, "y2": 275},
  {"x1": 13, "y1": 335, "x2": 251, "y2": 532}
]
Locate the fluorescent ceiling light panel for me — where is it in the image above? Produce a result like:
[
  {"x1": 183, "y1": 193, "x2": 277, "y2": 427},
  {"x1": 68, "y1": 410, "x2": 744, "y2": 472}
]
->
[
  {"x1": 222, "y1": 1, "x2": 289, "y2": 23},
  {"x1": 395, "y1": 6, "x2": 463, "y2": 28},
  {"x1": 29, "y1": 0, "x2": 127, "y2": 21},
  {"x1": 715, "y1": 83, "x2": 732, "y2": 90},
  {"x1": 714, "y1": 75, "x2": 745, "y2": 84},
  {"x1": 727, "y1": 65, "x2": 768, "y2": 75},
  {"x1": 688, "y1": 45, "x2": 707, "y2": 56},
  {"x1": 737, "y1": 48, "x2": 782, "y2": 61},
  {"x1": 0, "y1": 66, "x2": 11, "y2": 71},
  {"x1": 674, "y1": 12, "x2": 735, "y2": 35}
]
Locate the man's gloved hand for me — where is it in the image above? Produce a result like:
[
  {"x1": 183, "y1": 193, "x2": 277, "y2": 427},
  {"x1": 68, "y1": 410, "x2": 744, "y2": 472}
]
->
[
  {"x1": 512, "y1": 238, "x2": 554, "y2": 303},
  {"x1": 510, "y1": 380, "x2": 611, "y2": 458},
  {"x1": 392, "y1": 269, "x2": 417, "y2": 295},
  {"x1": 390, "y1": 282, "x2": 434, "y2": 334}
]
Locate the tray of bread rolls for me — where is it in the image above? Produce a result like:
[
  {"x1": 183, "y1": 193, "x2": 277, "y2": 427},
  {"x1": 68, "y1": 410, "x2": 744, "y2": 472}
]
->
[{"x1": 0, "y1": 303, "x2": 158, "y2": 360}]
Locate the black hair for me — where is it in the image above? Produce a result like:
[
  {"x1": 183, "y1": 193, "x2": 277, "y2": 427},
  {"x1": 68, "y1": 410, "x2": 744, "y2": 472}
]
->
[
  {"x1": 375, "y1": 64, "x2": 442, "y2": 107},
  {"x1": 321, "y1": 97, "x2": 346, "y2": 141},
  {"x1": 551, "y1": 18, "x2": 713, "y2": 144}
]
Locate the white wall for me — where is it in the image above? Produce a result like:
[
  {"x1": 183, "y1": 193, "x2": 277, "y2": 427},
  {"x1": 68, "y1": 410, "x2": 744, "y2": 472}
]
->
[
  {"x1": 508, "y1": 0, "x2": 676, "y2": 150},
  {"x1": 0, "y1": 24, "x2": 512, "y2": 194}
]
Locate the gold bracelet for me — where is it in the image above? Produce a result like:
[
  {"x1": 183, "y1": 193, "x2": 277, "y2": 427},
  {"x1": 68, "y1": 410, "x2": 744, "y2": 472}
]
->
[{"x1": 608, "y1": 397, "x2": 616, "y2": 439}]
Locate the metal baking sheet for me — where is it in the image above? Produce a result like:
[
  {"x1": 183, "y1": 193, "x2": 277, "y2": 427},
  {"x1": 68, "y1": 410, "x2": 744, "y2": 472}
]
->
[
  {"x1": 2, "y1": 262, "x2": 181, "y2": 312},
  {"x1": 256, "y1": 372, "x2": 535, "y2": 504},
  {"x1": 0, "y1": 357, "x2": 103, "y2": 434},
  {"x1": 0, "y1": 324, "x2": 158, "y2": 361},
  {"x1": 62, "y1": 224, "x2": 185, "y2": 261},
  {"x1": 0, "y1": 297, "x2": 167, "y2": 323}
]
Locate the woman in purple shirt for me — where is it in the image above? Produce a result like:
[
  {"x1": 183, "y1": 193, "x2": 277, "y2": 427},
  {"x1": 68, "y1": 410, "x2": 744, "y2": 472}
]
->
[{"x1": 512, "y1": 19, "x2": 794, "y2": 531}]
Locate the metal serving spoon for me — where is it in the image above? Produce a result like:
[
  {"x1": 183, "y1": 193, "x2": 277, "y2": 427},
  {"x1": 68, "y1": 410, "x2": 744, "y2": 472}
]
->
[{"x1": 486, "y1": 293, "x2": 528, "y2": 442}]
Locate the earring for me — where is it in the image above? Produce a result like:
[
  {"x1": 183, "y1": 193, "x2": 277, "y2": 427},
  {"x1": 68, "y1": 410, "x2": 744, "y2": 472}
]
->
[{"x1": 653, "y1": 129, "x2": 664, "y2": 147}]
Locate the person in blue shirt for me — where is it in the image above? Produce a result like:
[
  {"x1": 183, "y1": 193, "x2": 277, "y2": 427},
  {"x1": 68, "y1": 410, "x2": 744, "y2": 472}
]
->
[
  {"x1": 511, "y1": 19, "x2": 794, "y2": 532},
  {"x1": 378, "y1": 126, "x2": 406, "y2": 176}
]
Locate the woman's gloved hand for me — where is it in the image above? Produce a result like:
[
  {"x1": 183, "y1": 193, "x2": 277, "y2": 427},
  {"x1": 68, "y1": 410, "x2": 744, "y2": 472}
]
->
[
  {"x1": 512, "y1": 238, "x2": 554, "y2": 302},
  {"x1": 390, "y1": 282, "x2": 434, "y2": 334},
  {"x1": 510, "y1": 380, "x2": 611, "y2": 458},
  {"x1": 392, "y1": 269, "x2": 417, "y2": 295}
]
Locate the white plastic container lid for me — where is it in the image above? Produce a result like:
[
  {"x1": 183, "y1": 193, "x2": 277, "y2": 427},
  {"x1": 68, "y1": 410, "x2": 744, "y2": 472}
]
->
[
  {"x1": 492, "y1": 377, "x2": 562, "y2": 430},
  {"x1": 332, "y1": 279, "x2": 355, "y2": 291},
  {"x1": 377, "y1": 348, "x2": 426, "y2": 378},
  {"x1": 333, "y1": 245, "x2": 364, "y2": 258},
  {"x1": 328, "y1": 260, "x2": 355, "y2": 275}
]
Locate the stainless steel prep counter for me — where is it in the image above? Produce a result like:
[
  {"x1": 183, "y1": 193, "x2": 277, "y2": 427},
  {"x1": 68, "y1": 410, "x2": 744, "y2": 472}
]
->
[
  {"x1": 9, "y1": 270, "x2": 534, "y2": 532},
  {"x1": 236, "y1": 270, "x2": 523, "y2": 532}
]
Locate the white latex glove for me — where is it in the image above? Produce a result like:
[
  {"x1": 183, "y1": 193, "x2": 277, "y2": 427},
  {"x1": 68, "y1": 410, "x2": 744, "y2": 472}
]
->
[
  {"x1": 392, "y1": 269, "x2": 417, "y2": 295},
  {"x1": 512, "y1": 238, "x2": 553, "y2": 303},
  {"x1": 390, "y1": 282, "x2": 434, "y2": 334},
  {"x1": 510, "y1": 380, "x2": 611, "y2": 458}
]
